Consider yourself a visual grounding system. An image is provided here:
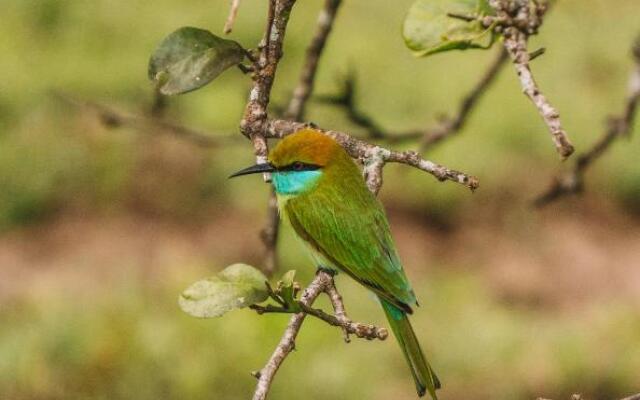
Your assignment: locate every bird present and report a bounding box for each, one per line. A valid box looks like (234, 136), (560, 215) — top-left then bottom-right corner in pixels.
(230, 128), (440, 399)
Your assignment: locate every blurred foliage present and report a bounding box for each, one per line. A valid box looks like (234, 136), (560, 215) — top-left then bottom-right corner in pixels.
(1, 0), (640, 399)
(1, 0), (639, 228)
(1, 270), (639, 400)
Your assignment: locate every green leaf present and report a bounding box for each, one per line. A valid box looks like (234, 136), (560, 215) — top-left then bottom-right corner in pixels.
(148, 26), (245, 95)
(402, 0), (496, 57)
(178, 263), (269, 318)
(278, 270), (299, 310)
(280, 270), (296, 288)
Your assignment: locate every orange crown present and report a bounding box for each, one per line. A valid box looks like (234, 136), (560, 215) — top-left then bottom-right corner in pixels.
(269, 129), (343, 168)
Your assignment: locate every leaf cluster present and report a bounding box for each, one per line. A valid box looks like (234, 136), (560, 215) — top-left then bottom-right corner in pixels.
(179, 264), (301, 319)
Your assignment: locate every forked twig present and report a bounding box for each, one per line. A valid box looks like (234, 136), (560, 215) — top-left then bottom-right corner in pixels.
(317, 47), (508, 149)
(534, 37), (640, 206)
(250, 271), (387, 400)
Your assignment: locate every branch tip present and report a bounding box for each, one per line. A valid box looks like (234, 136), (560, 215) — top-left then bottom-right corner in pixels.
(223, 0), (242, 34)
(489, 0), (574, 159)
(446, 12), (477, 22)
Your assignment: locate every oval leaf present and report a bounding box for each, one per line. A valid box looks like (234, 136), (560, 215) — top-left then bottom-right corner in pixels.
(148, 26), (245, 95)
(179, 263), (268, 318)
(403, 0), (495, 57)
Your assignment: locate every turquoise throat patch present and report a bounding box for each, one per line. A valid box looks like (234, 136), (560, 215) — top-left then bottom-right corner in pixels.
(272, 170), (322, 195)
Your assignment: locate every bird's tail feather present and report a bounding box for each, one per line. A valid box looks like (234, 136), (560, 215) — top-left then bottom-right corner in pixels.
(380, 298), (440, 399)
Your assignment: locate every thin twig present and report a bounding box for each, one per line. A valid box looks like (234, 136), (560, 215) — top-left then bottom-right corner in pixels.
(529, 47), (546, 61)
(266, 119), (479, 194)
(250, 304), (290, 313)
(297, 302), (388, 341)
(252, 270), (387, 400)
(223, 0), (241, 34)
(61, 91), (479, 197)
(502, 28), (574, 158)
(489, 0), (575, 159)
(447, 12), (476, 22)
(240, 0), (297, 177)
(250, 298), (388, 341)
(54, 92), (230, 148)
(315, 69), (388, 140)
(534, 37), (640, 206)
(150, 87), (168, 118)
(284, 0), (342, 121)
(325, 278), (350, 342)
(420, 48), (509, 150)
(252, 271), (330, 400)
(317, 0), (572, 159)
(259, 189), (280, 277)
(317, 48), (508, 149)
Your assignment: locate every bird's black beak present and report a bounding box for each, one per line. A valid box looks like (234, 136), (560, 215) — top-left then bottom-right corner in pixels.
(228, 163), (275, 178)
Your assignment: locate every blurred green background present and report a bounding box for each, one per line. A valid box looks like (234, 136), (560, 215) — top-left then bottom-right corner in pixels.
(1, 0), (640, 399)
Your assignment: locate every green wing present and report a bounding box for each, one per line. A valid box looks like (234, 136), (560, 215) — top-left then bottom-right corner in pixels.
(285, 188), (417, 312)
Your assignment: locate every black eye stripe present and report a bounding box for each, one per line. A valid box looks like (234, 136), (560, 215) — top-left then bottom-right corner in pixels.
(278, 162), (321, 172)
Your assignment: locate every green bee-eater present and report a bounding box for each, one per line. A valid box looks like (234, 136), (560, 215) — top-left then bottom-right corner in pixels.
(231, 129), (440, 398)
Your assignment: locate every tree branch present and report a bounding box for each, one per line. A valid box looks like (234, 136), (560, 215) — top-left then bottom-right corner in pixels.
(260, 0), (342, 277)
(502, 29), (574, 158)
(223, 0), (242, 34)
(259, 189), (280, 277)
(534, 36), (640, 207)
(240, 0), (296, 286)
(251, 271), (329, 400)
(240, 0), (297, 177)
(314, 69), (394, 140)
(489, 0), (575, 159)
(54, 92), (231, 148)
(316, 47), (508, 150)
(266, 119), (479, 194)
(297, 302), (389, 341)
(420, 48), (509, 150)
(284, 0), (342, 121)
(251, 294), (388, 342)
(58, 94), (479, 199)
(251, 270), (388, 400)
(323, 274), (388, 342)
(311, 1), (574, 160)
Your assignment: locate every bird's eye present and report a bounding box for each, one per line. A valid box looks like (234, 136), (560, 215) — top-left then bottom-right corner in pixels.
(293, 162), (305, 171)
